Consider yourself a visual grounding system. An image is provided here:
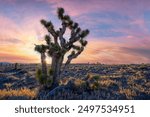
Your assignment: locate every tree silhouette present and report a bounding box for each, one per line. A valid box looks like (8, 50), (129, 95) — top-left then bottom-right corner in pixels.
(35, 8), (89, 88)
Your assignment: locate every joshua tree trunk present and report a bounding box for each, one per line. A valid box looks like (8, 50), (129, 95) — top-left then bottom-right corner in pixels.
(41, 53), (47, 79)
(51, 55), (64, 87)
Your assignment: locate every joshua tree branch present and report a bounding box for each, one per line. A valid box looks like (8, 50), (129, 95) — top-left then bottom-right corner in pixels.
(59, 23), (66, 48)
(47, 28), (58, 44)
(41, 19), (58, 44)
(62, 47), (84, 72)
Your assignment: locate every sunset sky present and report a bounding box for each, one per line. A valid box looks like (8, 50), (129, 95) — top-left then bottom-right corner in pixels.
(0, 0), (150, 64)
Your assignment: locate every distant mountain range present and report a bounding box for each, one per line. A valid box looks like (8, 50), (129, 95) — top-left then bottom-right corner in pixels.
(0, 62), (12, 65)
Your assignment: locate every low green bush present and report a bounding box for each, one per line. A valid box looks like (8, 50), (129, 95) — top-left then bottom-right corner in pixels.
(36, 68), (47, 85)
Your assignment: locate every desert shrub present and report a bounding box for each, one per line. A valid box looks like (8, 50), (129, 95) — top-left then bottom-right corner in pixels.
(86, 73), (91, 79)
(92, 75), (100, 81)
(49, 68), (53, 75)
(59, 78), (68, 85)
(74, 79), (83, 87)
(145, 82), (150, 87)
(94, 82), (100, 88)
(119, 88), (137, 99)
(46, 76), (53, 88)
(36, 68), (42, 80)
(84, 74), (101, 90)
(91, 82), (100, 90)
(36, 68), (47, 85)
(99, 79), (115, 87)
(86, 73), (100, 80)
(80, 81), (88, 89)
(39, 74), (47, 85)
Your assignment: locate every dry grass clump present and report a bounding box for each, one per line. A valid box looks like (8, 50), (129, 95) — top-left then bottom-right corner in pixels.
(4, 83), (12, 89)
(7, 75), (20, 80)
(99, 79), (115, 87)
(59, 78), (68, 85)
(145, 82), (150, 87)
(74, 79), (85, 87)
(0, 88), (37, 99)
(59, 77), (74, 85)
(87, 73), (100, 79)
(87, 73), (116, 89)
(119, 88), (137, 99)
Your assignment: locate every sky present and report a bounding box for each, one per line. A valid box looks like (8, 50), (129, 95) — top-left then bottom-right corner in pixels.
(0, 0), (150, 64)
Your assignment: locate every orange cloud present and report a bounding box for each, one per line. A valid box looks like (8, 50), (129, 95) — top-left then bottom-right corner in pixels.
(0, 15), (45, 63)
(0, 45), (40, 63)
(0, 53), (39, 63)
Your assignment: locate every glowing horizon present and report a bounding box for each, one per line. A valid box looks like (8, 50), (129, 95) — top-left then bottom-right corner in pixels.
(0, 0), (150, 64)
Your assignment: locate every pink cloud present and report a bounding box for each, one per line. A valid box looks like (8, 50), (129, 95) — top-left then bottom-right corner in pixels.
(1, 0), (150, 64)
(0, 15), (24, 46)
(1, 14), (150, 64)
(45, 0), (150, 17)
(72, 39), (150, 64)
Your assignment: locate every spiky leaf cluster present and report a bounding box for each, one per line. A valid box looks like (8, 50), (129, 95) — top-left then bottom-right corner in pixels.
(41, 20), (54, 29)
(56, 8), (89, 59)
(35, 44), (47, 53)
(45, 35), (51, 45)
(48, 43), (62, 56)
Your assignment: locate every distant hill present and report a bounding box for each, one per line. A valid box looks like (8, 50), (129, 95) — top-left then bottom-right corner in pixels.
(0, 62), (12, 65)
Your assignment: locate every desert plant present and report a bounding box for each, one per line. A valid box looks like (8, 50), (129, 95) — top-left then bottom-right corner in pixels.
(36, 68), (47, 85)
(92, 82), (100, 90)
(49, 68), (53, 76)
(46, 77), (53, 88)
(35, 8), (89, 88)
(85, 74), (100, 90)
(92, 75), (100, 81)
(86, 73), (91, 79)
(14, 63), (18, 70)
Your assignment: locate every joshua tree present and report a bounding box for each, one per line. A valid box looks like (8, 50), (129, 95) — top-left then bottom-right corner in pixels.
(35, 8), (89, 88)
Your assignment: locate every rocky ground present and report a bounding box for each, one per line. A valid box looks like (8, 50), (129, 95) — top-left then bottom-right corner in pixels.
(0, 63), (150, 100)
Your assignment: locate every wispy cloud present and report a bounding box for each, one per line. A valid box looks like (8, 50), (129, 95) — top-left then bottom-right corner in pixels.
(0, 14), (45, 63)
(0, 0), (150, 63)
(73, 38), (150, 64)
